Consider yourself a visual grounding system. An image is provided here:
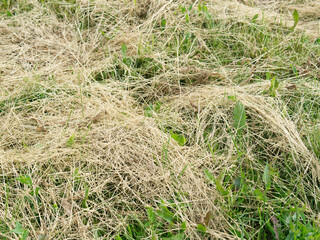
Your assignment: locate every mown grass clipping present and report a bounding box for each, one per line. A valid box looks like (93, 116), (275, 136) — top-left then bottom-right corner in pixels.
(0, 0), (320, 239)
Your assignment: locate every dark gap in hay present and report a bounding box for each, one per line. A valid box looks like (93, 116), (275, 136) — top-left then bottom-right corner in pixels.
(0, 85), (63, 115)
(135, 0), (151, 19)
(40, 0), (78, 21)
(92, 57), (163, 83)
(0, 0), (34, 14)
(283, 91), (320, 121)
(307, 127), (320, 159)
(178, 66), (227, 86)
(133, 57), (163, 79)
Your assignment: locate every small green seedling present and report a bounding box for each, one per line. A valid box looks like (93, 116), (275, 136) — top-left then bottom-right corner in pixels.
(121, 43), (127, 58)
(204, 169), (229, 196)
(204, 169), (214, 182)
(66, 134), (75, 147)
(156, 203), (177, 224)
(160, 17), (166, 28)
(215, 175), (229, 196)
(11, 222), (28, 240)
(254, 189), (264, 201)
(233, 100), (247, 136)
(30, 187), (41, 196)
(252, 14), (259, 23)
(228, 95), (237, 102)
(171, 133), (186, 146)
(263, 164), (273, 191)
(16, 175), (32, 186)
(121, 43), (132, 65)
(81, 186), (89, 208)
(6, 10), (13, 16)
(290, 64), (298, 77)
(197, 224), (207, 234)
(290, 10), (299, 31)
(264, 77), (279, 97)
(144, 102), (162, 117)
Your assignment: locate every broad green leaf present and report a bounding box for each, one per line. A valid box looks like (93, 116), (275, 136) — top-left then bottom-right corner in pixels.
(228, 95), (237, 102)
(31, 187), (41, 196)
(263, 164), (271, 190)
(16, 175), (33, 186)
(66, 134), (75, 147)
(204, 169), (214, 181)
(291, 9), (299, 30)
(161, 18), (166, 28)
(290, 64), (298, 77)
(252, 14), (259, 23)
(215, 178), (229, 196)
(81, 187), (89, 208)
(180, 221), (187, 232)
(293, 9), (299, 23)
(171, 133), (186, 146)
(197, 224), (207, 233)
(156, 205), (176, 223)
(233, 101), (247, 134)
(254, 189), (264, 201)
(11, 222), (24, 235)
(146, 207), (156, 224)
(11, 222), (28, 240)
(121, 43), (127, 58)
(163, 233), (185, 240)
(185, 14), (189, 23)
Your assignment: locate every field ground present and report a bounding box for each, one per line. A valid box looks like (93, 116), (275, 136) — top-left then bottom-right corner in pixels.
(0, 0), (320, 239)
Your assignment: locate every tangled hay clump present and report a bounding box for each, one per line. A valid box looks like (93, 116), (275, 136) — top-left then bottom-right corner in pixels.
(0, 0), (320, 239)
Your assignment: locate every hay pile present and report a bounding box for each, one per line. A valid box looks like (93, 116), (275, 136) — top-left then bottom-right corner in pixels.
(0, 0), (319, 239)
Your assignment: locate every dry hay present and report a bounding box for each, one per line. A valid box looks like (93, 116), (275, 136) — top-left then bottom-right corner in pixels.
(0, 0), (320, 239)
(0, 81), (232, 238)
(163, 83), (320, 173)
(214, 0), (320, 40)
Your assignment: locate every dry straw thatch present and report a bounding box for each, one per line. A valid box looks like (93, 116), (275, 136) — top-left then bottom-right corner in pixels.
(0, 0), (320, 239)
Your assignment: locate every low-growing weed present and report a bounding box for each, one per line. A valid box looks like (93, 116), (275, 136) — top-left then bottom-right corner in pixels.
(117, 202), (187, 240)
